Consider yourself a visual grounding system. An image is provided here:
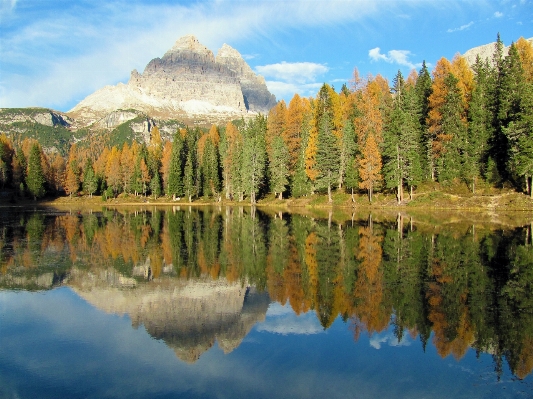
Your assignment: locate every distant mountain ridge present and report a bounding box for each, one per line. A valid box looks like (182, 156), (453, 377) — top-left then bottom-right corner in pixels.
(68, 35), (277, 127)
(462, 37), (533, 66)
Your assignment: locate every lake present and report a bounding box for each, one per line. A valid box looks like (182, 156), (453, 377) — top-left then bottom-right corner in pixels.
(0, 206), (532, 398)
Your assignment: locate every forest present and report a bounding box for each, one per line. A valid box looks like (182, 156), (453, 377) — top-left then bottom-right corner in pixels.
(0, 35), (532, 204)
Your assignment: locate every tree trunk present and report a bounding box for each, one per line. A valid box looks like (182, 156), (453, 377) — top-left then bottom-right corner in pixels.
(328, 171), (332, 203)
(351, 187), (354, 203)
(278, 192), (283, 200)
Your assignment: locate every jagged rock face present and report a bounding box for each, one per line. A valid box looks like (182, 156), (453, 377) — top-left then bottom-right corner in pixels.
(462, 37), (533, 66)
(0, 108), (71, 128)
(216, 44), (277, 113)
(98, 110), (138, 128)
(68, 35), (277, 127)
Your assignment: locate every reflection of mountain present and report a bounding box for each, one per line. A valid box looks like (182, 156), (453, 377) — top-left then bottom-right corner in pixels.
(69, 268), (270, 362)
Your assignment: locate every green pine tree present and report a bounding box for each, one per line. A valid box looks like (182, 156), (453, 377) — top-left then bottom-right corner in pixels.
(201, 137), (220, 199)
(270, 136), (290, 199)
(83, 159), (98, 197)
(167, 131), (184, 199)
(26, 143), (46, 200)
(436, 73), (467, 183)
(242, 115), (267, 204)
(315, 85), (340, 203)
(415, 60), (433, 179)
(467, 56), (493, 192)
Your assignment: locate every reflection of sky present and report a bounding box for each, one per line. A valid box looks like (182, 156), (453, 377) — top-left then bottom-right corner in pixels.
(256, 303), (324, 335)
(369, 331), (412, 350)
(1, 288), (531, 399)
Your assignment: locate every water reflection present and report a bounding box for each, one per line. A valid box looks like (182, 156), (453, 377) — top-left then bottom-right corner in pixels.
(1, 207), (533, 380)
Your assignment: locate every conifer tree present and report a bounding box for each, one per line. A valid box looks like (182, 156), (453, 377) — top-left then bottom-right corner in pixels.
(49, 153), (65, 193)
(160, 141), (173, 194)
(490, 33), (509, 179)
(500, 44), (533, 193)
(220, 122), (243, 200)
(184, 152), (195, 202)
(291, 109), (313, 198)
(150, 170), (162, 199)
(201, 136), (220, 199)
(105, 146), (122, 197)
(383, 71), (423, 200)
(315, 111), (340, 203)
(270, 136), (290, 199)
(83, 159), (98, 198)
(467, 56), (493, 192)
(26, 143), (46, 200)
(0, 135), (13, 188)
(183, 128), (199, 202)
(266, 100), (287, 159)
(242, 115), (267, 204)
(285, 94), (305, 173)
(167, 131), (184, 199)
(342, 120), (359, 201)
(64, 162), (79, 198)
(436, 73), (467, 182)
(359, 133), (381, 202)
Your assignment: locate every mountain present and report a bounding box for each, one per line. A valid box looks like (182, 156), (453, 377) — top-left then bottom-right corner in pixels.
(462, 37), (533, 66)
(68, 35), (276, 127)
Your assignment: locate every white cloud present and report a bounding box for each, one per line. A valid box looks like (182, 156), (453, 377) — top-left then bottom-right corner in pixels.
(257, 303), (324, 335)
(256, 62), (329, 85)
(368, 47), (421, 70)
(242, 53), (259, 60)
(369, 332), (412, 350)
(369, 47), (388, 62)
(447, 21), (474, 33)
(494, 11), (504, 18)
(264, 81), (323, 101)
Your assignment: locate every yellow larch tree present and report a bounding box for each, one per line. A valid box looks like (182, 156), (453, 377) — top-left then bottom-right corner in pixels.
(120, 143), (134, 194)
(285, 94), (304, 172)
(266, 100), (287, 159)
(516, 37), (533, 82)
(358, 133), (382, 202)
(105, 146), (122, 196)
(427, 57), (453, 180)
(451, 53), (474, 112)
(160, 140), (173, 194)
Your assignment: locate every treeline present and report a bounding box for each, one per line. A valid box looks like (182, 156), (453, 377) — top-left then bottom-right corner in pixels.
(1, 35), (532, 202)
(2, 208), (533, 378)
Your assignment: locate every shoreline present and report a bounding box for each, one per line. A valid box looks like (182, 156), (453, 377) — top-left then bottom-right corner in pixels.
(2, 189), (533, 212)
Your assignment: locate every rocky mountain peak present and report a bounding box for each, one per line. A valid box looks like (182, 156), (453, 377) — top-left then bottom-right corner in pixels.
(163, 34), (215, 62)
(68, 35), (278, 126)
(217, 43), (243, 60)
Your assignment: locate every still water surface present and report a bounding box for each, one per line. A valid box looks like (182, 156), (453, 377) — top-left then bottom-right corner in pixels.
(0, 207), (532, 398)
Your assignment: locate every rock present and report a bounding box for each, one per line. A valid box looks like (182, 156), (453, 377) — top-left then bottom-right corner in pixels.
(68, 35), (277, 127)
(462, 37), (533, 66)
(98, 110), (138, 128)
(216, 44), (277, 113)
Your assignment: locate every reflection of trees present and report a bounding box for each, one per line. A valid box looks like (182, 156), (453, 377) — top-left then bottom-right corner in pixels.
(351, 217), (389, 339)
(1, 209), (533, 378)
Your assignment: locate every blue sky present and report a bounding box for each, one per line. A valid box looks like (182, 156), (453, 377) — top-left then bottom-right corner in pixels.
(0, 0), (531, 112)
